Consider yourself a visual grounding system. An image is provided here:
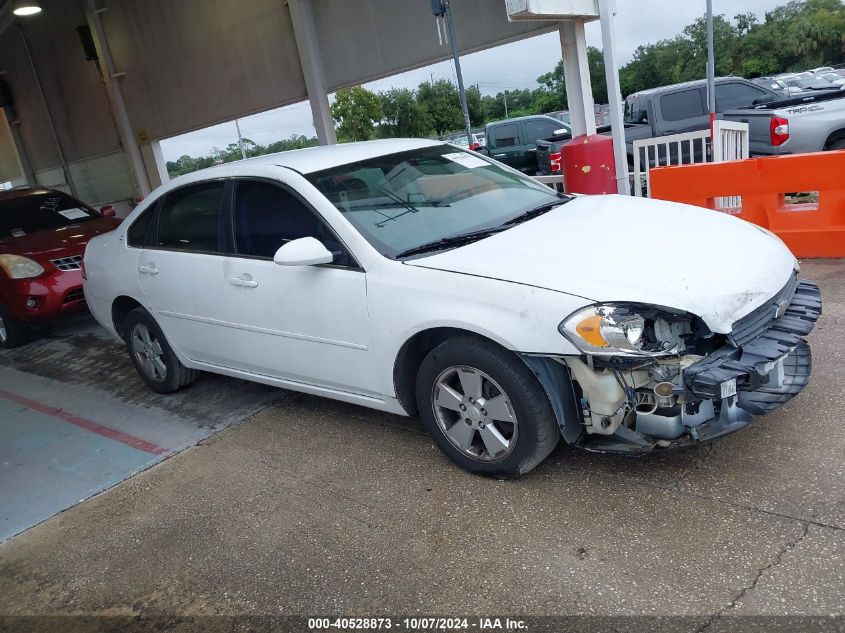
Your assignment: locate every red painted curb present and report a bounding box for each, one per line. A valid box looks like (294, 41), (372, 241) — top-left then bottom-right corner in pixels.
(0, 388), (171, 456)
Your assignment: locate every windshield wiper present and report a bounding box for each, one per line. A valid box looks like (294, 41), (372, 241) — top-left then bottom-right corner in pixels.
(500, 196), (571, 227)
(395, 226), (506, 259)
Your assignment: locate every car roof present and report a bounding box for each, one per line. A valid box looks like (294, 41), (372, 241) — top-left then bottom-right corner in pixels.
(628, 76), (743, 98)
(488, 114), (564, 125)
(0, 187), (57, 202)
(186, 138), (443, 182)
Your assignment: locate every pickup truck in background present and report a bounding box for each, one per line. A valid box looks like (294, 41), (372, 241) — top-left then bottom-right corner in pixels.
(478, 115), (570, 174)
(536, 77), (780, 175)
(723, 89), (845, 154)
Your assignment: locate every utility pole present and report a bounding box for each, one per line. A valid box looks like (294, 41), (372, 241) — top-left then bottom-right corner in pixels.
(503, 91), (509, 118)
(706, 0), (716, 140)
(442, 0), (473, 140)
(235, 119), (247, 160)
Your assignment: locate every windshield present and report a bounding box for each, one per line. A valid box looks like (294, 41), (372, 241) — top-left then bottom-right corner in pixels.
(307, 145), (564, 259)
(0, 191), (99, 240)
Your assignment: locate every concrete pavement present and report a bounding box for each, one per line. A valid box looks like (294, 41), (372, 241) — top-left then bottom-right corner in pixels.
(0, 261), (842, 627)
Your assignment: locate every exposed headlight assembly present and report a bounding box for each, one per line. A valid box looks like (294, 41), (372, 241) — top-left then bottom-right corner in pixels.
(560, 304), (689, 356)
(0, 254), (45, 279)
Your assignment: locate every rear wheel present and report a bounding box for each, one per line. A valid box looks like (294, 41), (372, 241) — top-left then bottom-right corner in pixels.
(0, 303), (30, 349)
(124, 307), (199, 394)
(415, 335), (559, 477)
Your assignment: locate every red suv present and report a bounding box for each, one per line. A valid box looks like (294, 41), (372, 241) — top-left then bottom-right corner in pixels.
(0, 187), (121, 348)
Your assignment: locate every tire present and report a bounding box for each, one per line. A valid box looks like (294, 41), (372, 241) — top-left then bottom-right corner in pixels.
(124, 307), (199, 394)
(827, 138), (845, 151)
(0, 303), (30, 349)
(415, 335), (559, 477)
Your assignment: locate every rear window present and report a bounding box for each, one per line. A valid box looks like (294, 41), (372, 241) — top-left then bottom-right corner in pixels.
(525, 119), (564, 143)
(624, 96), (648, 124)
(716, 83), (768, 110)
(0, 191), (98, 240)
(492, 123), (519, 148)
(660, 89), (706, 121)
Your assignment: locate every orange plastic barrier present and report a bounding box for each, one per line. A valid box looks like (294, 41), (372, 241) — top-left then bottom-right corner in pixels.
(649, 151), (845, 258)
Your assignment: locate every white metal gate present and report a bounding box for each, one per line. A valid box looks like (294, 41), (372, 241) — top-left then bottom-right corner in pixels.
(632, 121), (749, 199)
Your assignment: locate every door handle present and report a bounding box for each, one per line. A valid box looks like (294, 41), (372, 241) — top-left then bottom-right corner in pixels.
(138, 264), (159, 275)
(229, 275), (258, 288)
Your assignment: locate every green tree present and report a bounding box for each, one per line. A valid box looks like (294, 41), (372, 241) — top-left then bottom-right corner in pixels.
(331, 86), (382, 142)
(466, 85), (484, 127)
(416, 79), (463, 135)
(378, 88), (430, 137)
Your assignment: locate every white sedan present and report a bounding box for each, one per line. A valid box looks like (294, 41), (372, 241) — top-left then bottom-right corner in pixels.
(83, 139), (821, 476)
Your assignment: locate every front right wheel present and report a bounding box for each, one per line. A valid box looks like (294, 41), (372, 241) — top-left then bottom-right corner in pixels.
(415, 335), (559, 477)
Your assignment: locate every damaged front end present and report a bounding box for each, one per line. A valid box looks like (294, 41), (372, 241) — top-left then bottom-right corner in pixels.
(523, 275), (822, 453)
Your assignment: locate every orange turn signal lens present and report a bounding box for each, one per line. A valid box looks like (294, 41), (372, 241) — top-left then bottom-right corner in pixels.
(575, 315), (608, 348)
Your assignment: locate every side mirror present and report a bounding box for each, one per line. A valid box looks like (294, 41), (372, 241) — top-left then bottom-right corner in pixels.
(273, 236), (333, 266)
(553, 128), (568, 136)
(100, 205), (116, 217)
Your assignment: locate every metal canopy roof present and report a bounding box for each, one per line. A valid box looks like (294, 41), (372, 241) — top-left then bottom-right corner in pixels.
(0, 0), (556, 186)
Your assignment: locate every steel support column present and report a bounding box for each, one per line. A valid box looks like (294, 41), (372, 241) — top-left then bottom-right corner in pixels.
(559, 19), (596, 137)
(85, 1), (151, 198)
(288, 0), (337, 145)
(598, 0), (629, 194)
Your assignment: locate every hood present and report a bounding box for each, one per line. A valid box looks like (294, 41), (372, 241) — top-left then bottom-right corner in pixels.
(0, 217), (121, 260)
(405, 195), (796, 333)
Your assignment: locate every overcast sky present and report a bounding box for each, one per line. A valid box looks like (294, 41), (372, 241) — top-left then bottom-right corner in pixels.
(161, 0), (784, 162)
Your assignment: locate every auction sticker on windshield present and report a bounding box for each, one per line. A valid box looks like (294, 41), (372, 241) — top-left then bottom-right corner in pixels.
(58, 208), (90, 220)
(442, 152), (488, 169)
(721, 378), (738, 399)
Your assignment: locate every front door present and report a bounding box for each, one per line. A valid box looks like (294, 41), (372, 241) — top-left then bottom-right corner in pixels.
(221, 178), (377, 395)
(137, 180), (236, 366)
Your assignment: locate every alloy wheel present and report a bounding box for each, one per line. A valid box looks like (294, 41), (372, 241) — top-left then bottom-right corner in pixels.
(431, 365), (518, 462)
(131, 323), (166, 383)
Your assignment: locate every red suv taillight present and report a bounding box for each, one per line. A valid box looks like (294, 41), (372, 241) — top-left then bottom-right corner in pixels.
(549, 151), (562, 173)
(469, 142), (481, 151)
(770, 116), (789, 146)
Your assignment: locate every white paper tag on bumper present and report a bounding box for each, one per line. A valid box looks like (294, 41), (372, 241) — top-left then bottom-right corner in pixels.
(720, 378), (738, 399)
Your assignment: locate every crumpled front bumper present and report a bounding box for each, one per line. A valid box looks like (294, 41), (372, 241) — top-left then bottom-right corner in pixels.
(525, 277), (822, 454)
(684, 278), (821, 403)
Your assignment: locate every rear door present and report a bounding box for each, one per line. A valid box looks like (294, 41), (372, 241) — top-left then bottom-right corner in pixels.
(137, 180), (237, 365)
(487, 122), (525, 170)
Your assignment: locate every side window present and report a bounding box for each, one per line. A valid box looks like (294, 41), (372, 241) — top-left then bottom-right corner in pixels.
(126, 207), (154, 248)
(715, 83), (767, 111)
(233, 180), (353, 266)
(156, 182), (224, 252)
(492, 123), (519, 148)
(524, 119), (563, 143)
(660, 89), (706, 121)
